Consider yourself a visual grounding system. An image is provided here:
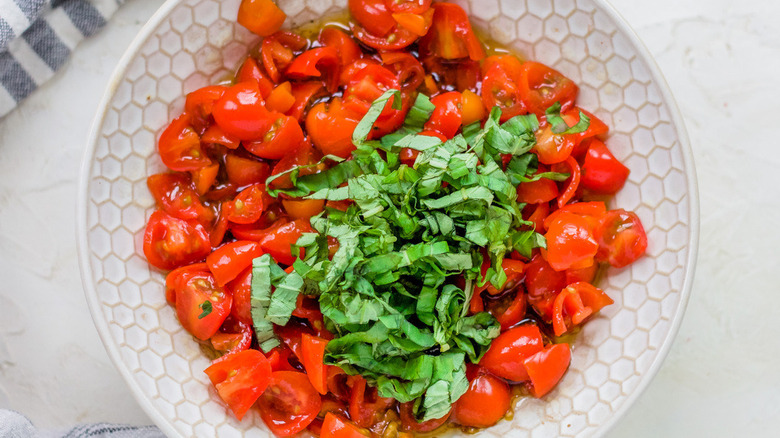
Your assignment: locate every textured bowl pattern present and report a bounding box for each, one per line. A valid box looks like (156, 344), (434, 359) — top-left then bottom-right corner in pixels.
(79, 0), (696, 437)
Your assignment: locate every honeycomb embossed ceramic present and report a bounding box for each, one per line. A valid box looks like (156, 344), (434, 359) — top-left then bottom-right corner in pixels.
(77, 0), (698, 436)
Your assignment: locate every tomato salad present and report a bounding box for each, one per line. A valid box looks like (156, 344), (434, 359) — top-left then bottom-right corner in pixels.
(142, 0), (648, 435)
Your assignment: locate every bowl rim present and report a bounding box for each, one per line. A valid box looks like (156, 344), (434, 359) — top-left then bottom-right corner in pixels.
(76, 0), (699, 437)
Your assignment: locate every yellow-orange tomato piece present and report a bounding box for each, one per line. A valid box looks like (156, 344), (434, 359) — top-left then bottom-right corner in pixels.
(461, 90), (485, 125)
(282, 199), (326, 220)
(238, 0), (286, 37)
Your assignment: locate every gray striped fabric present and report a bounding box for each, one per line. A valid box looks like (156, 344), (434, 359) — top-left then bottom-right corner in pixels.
(0, 0), (125, 118)
(0, 409), (165, 437)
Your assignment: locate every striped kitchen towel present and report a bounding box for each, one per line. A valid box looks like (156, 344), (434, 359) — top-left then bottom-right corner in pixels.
(0, 409), (165, 437)
(0, 0), (125, 118)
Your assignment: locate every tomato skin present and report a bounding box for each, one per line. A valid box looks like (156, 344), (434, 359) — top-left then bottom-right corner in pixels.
(542, 201), (607, 231)
(204, 349), (272, 420)
(237, 0), (286, 37)
(225, 153), (271, 187)
(306, 98), (362, 158)
(553, 156), (581, 208)
(480, 324), (544, 382)
(282, 199), (325, 219)
(392, 10), (434, 36)
(481, 55), (526, 121)
(534, 123), (578, 165)
(243, 114), (305, 160)
(286, 47), (341, 93)
(380, 51), (425, 91)
(227, 183), (274, 225)
(147, 173), (212, 222)
(385, 0), (432, 14)
(594, 209), (647, 268)
(581, 139), (630, 194)
(348, 376), (395, 428)
(260, 219), (314, 265)
(460, 89), (485, 125)
(352, 23), (418, 51)
(201, 124), (241, 150)
(349, 0), (396, 37)
(544, 211), (599, 272)
(319, 27), (362, 68)
(424, 91), (462, 139)
(451, 371), (511, 428)
(321, 413), (367, 438)
(569, 109), (609, 158)
(523, 343), (571, 398)
(262, 31), (308, 83)
(206, 240), (264, 286)
(184, 85), (227, 132)
(158, 114), (212, 172)
(301, 333), (329, 395)
(517, 178), (559, 204)
(257, 371), (323, 436)
(399, 402), (450, 433)
(212, 82), (274, 141)
(525, 254), (566, 320)
(174, 270), (232, 340)
(236, 56), (274, 98)
(286, 81), (325, 121)
(143, 211), (211, 270)
(226, 267), (253, 323)
(518, 61), (579, 116)
(419, 3), (484, 61)
(343, 64), (401, 115)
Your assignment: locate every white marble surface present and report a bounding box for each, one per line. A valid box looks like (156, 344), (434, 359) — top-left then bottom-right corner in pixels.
(0, 0), (777, 436)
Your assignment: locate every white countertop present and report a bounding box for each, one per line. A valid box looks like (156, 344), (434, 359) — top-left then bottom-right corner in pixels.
(1, 0), (778, 436)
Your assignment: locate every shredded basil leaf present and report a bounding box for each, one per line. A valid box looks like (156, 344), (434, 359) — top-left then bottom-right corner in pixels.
(545, 102), (591, 135)
(197, 300), (212, 319)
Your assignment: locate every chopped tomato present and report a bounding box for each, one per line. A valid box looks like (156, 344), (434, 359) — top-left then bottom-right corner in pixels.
(201, 124), (240, 149)
(210, 318), (253, 360)
(184, 85), (226, 132)
(257, 371), (322, 436)
(552, 284), (593, 336)
(525, 254), (566, 320)
(544, 211), (599, 271)
(321, 413), (368, 438)
(349, 0), (396, 37)
(424, 91), (462, 139)
(385, 0), (432, 14)
(147, 173), (212, 222)
(204, 349), (272, 420)
(262, 31), (308, 83)
(451, 370), (510, 428)
(265, 81), (296, 113)
(173, 269), (232, 340)
(301, 333), (329, 395)
(306, 98), (362, 158)
(227, 183), (273, 225)
(164, 262), (208, 305)
(243, 114), (305, 160)
(581, 139), (630, 194)
(570, 109), (609, 158)
(518, 61), (579, 116)
(392, 9), (434, 36)
(236, 56), (274, 98)
(226, 267), (253, 323)
(553, 156), (581, 208)
(206, 240), (264, 286)
(523, 343), (571, 398)
(399, 402), (450, 433)
(419, 2), (484, 61)
(158, 114), (212, 172)
(480, 324), (544, 382)
(533, 122), (578, 165)
(517, 177), (559, 204)
(348, 376), (395, 428)
(481, 55), (525, 121)
(282, 199), (325, 219)
(352, 23), (418, 51)
(259, 218), (314, 265)
(212, 81), (274, 141)
(319, 27), (362, 68)
(594, 209), (647, 268)
(143, 210), (211, 270)
(225, 153), (271, 187)
(286, 47), (341, 93)
(380, 51), (425, 91)
(461, 89), (485, 125)
(286, 81), (326, 121)
(237, 0), (286, 37)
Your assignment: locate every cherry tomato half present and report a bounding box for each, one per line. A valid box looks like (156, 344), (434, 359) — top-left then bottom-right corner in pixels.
(518, 61), (579, 117)
(212, 82), (274, 141)
(206, 240), (264, 286)
(594, 209), (647, 268)
(174, 269), (232, 340)
(158, 114), (212, 172)
(480, 324), (544, 382)
(204, 349), (272, 420)
(523, 343), (571, 398)
(257, 371), (323, 436)
(399, 401), (450, 433)
(581, 139), (630, 194)
(143, 210), (211, 270)
(451, 370), (510, 428)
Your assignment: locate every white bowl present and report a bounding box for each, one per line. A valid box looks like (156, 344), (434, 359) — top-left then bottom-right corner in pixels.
(77, 0), (699, 436)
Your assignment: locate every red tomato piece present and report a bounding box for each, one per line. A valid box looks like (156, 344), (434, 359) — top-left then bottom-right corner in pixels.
(392, 10), (434, 37)
(265, 82), (296, 113)
(321, 413), (367, 438)
(480, 324), (544, 382)
(225, 153), (271, 187)
(419, 2), (484, 61)
(267, 346), (297, 372)
(343, 63), (401, 115)
(526, 202), (550, 232)
(301, 333), (329, 395)
(143, 210), (211, 270)
(490, 290), (528, 331)
(380, 51), (425, 91)
(319, 27), (362, 68)
(236, 56), (274, 98)
(282, 199), (325, 220)
(210, 318), (253, 361)
(352, 23), (418, 51)
(227, 183), (273, 225)
(573, 281), (614, 314)
(206, 240), (264, 286)
(147, 173), (212, 222)
(451, 371), (510, 428)
(552, 284), (593, 336)
(237, 0), (286, 37)
(306, 98), (362, 158)
(581, 139), (630, 194)
(204, 349), (271, 420)
(424, 91), (462, 139)
(260, 218), (314, 265)
(164, 262), (209, 305)
(212, 82), (274, 141)
(385, 0), (432, 14)
(517, 178), (559, 204)
(569, 109), (609, 159)
(174, 269), (232, 340)
(399, 401), (450, 433)
(523, 343), (571, 398)
(158, 114), (212, 172)
(286, 81), (326, 121)
(262, 31), (308, 83)
(286, 47), (341, 93)
(565, 263), (598, 285)
(542, 201), (607, 231)
(209, 202), (231, 248)
(481, 55), (526, 121)
(518, 61), (579, 116)
(184, 85), (227, 132)
(257, 371), (322, 436)
(348, 376), (395, 428)
(525, 254), (566, 321)
(594, 209), (648, 268)
(553, 156), (581, 208)
(227, 266), (253, 324)
(201, 124), (241, 150)
(544, 211), (599, 272)
(349, 0), (396, 37)
(533, 122), (578, 165)
(243, 114), (305, 160)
